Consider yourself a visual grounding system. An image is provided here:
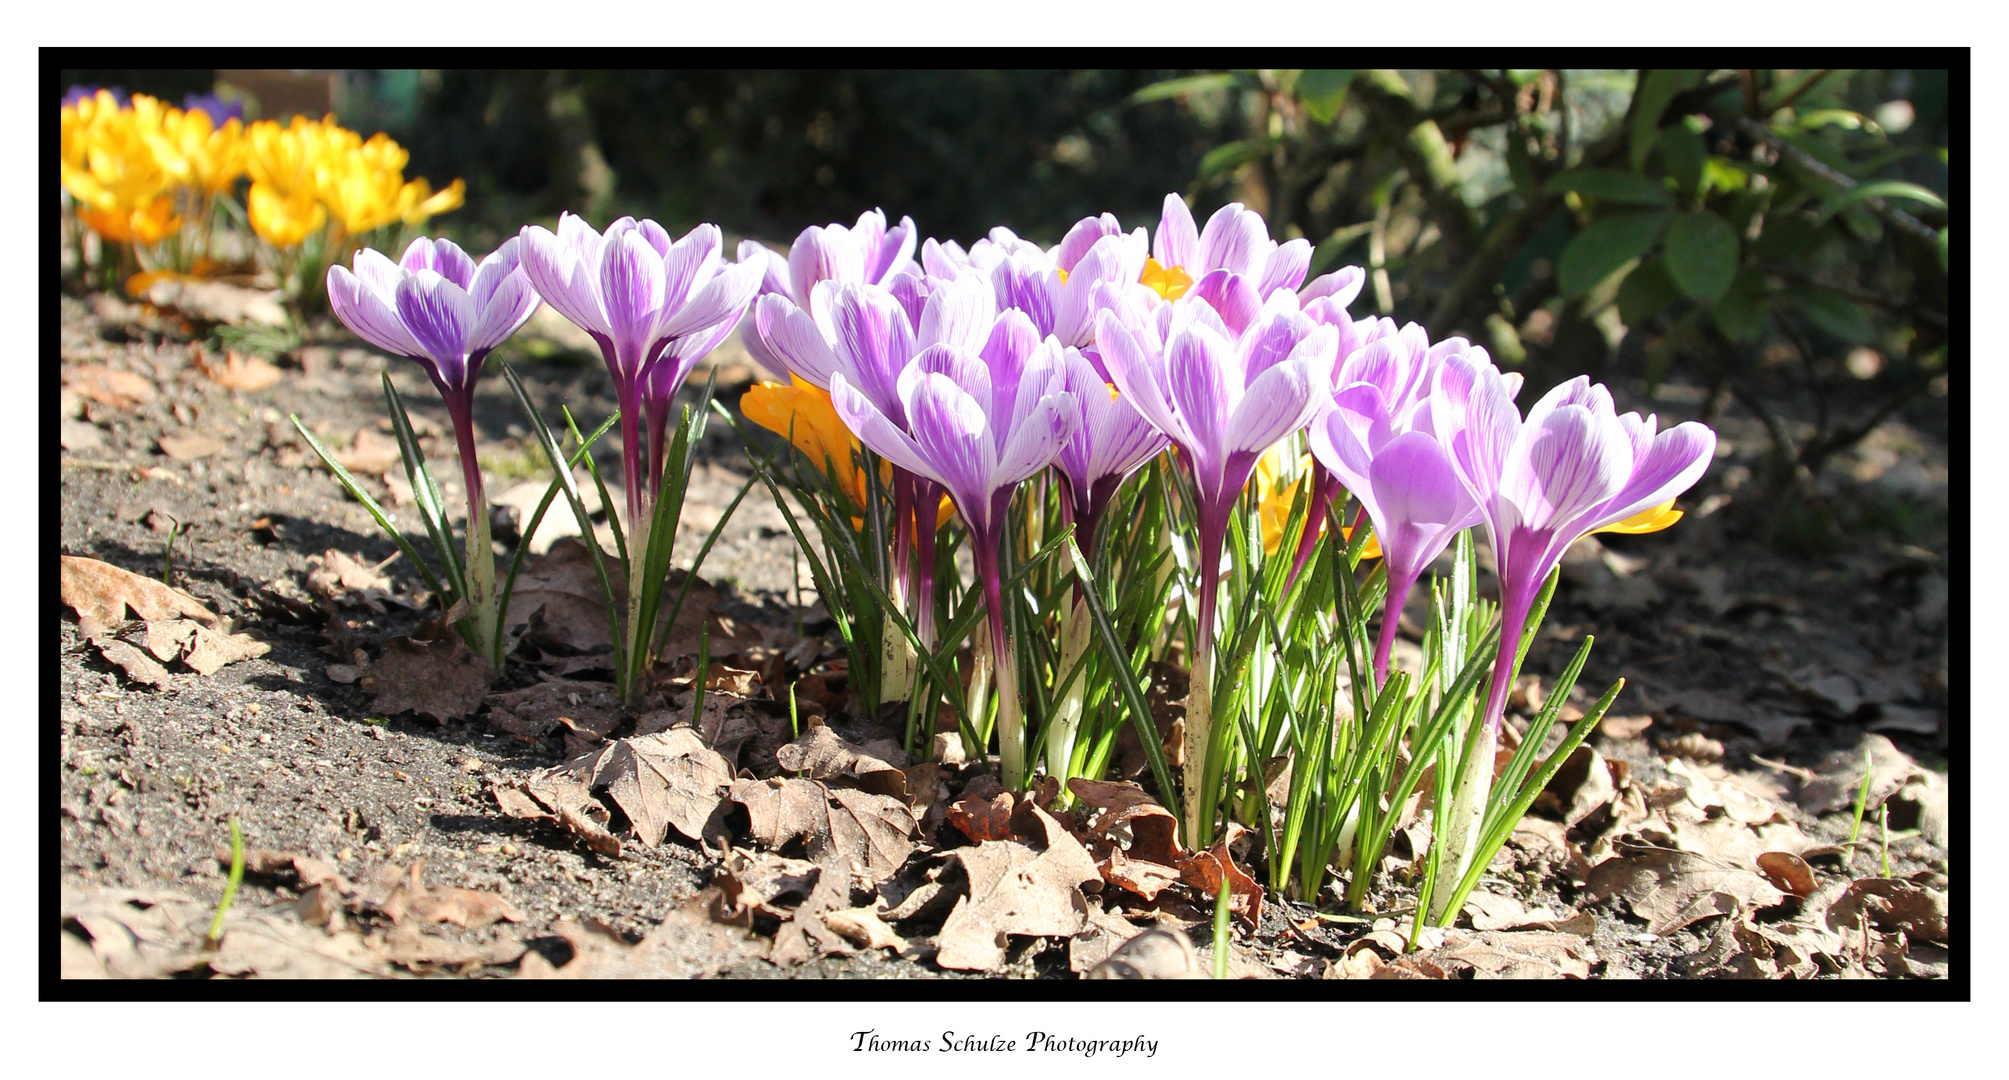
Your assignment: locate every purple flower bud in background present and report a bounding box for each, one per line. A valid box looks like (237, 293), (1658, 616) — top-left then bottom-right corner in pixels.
(181, 91), (245, 124)
(1052, 344), (1169, 553)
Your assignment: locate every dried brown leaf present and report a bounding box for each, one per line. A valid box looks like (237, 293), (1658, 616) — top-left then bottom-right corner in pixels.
(726, 777), (917, 883)
(333, 428), (402, 475)
(1388, 928), (1597, 979)
(62, 555), (217, 634)
(1796, 734), (1920, 815)
(1176, 822), (1263, 926)
(1584, 842), (1784, 935)
(1824, 878), (1948, 944)
(1068, 777), (1184, 866)
(92, 638), (173, 687)
(821, 906), (909, 953)
(933, 840), (1092, 972)
(776, 725), (908, 798)
(1755, 851), (1818, 900)
(583, 729), (734, 847)
(485, 679), (623, 747)
(66, 364), (156, 410)
(361, 635), (492, 722)
(196, 349), (284, 392)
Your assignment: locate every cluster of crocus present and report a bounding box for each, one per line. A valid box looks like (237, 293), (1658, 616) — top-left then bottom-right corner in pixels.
(60, 89), (245, 248)
(243, 114), (463, 247)
(58, 90), (462, 308)
(320, 214), (765, 692)
(743, 193), (1715, 852)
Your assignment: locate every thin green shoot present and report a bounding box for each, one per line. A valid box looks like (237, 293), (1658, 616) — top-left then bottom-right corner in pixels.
(788, 680), (801, 740)
(159, 516), (190, 586)
(1212, 875), (1231, 980)
(1846, 750), (1875, 845)
(206, 816), (245, 946)
(691, 629), (712, 732)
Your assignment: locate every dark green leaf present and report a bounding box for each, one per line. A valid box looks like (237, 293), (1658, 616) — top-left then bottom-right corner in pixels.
(1131, 72), (1241, 105)
(1542, 168), (1673, 207)
(1663, 210), (1740, 305)
(1788, 286), (1877, 344)
(1629, 69), (1703, 170)
(1751, 214), (1833, 264)
(1557, 211), (1672, 299)
(1199, 138), (1276, 179)
(1295, 69), (1355, 124)
(1658, 118), (1706, 195)
(1616, 258), (1681, 327)
(1710, 266), (1770, 344)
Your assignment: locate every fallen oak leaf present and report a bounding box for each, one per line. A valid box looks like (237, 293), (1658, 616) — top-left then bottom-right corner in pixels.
(1068, 777), (1184, 866)
(726, 777), (918, 883)
(61, 555), (217, 636)
(585, 730), (734, 848)
(775, 725), (909, 798)
(932, 840), (1092, 973)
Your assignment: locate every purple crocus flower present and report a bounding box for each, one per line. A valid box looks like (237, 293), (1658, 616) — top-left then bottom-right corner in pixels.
(326, 236), (541, 664)
(989, 232), (1148, 353)
(1052, 344), (1168, 553)
(328, 237), (540, 498)
(1154, 194), (1313, 299)
(738, 208), (918, 379)
(182, 91), (244, 124)
(1439, 364), (1717, 736)
(830, 314), (1080, 788)
(1308, 331), (1511, 685)
(1095, 287), (1335, 838)
(517, 213), (763, 529)
(754, 274), (998, 645)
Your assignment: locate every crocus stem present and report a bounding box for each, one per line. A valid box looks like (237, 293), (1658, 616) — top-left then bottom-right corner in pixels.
(1430, 572), (1538, 922)
(1284, 465), (1338, 593)
(880, 475), (919, 706)
(1046, 594), (1091, 802)
(1185, 511), (1228, 849)
(1373, 566), (1422, 688)
(911, 481), (939, 649)
(449, 404), (498, 667)
(623, 496), (653, 703)
(973, 535), (1024, 789)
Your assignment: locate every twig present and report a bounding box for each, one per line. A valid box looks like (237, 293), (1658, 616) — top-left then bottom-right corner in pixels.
(1734, 115), (1941, 246)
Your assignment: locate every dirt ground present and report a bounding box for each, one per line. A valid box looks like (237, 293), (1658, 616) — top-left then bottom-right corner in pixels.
(54, 284), (1952, 982)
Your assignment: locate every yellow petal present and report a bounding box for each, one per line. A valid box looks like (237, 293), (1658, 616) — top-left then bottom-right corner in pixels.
(1595, 500), (1683, 535)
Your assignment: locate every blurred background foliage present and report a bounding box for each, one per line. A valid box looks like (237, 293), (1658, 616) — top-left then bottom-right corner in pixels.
(62, 67), (1952, 548)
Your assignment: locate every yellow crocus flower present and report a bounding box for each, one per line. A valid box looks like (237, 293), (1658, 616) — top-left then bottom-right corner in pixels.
(744, 377), (952, 529)
(398, 177), (465, 226)
(142, 106), (246, 193)
(1252, 443), (1381, 561)
(247, 181), (327, 248)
